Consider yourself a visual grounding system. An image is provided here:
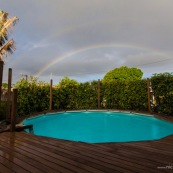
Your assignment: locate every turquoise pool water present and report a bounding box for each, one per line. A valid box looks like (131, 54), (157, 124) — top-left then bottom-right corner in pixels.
(23, 111), (173, 143)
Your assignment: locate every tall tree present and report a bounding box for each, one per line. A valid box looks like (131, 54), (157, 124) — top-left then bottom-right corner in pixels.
(103, 66), (143, 82)
(0, 10), (18, 101)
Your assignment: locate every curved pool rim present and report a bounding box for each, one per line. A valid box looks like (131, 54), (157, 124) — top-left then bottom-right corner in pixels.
(22, 110), (173, 143)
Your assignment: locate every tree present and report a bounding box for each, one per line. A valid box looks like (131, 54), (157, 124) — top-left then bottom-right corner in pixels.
(0, 10), (18, 102)
(103, 66), (143, 82)
(0, 10), (18, 60)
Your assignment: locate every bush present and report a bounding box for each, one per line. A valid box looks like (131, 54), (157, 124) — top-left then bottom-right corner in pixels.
(151, 73), (173, 115)
(102, 80), (148, 110)
(15, 74), (173, 117)
(76, 81), (98, 109)
(15, 77), (49, 116)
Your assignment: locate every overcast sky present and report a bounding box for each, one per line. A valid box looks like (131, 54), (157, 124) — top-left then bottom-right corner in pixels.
(1, 0), (173, 84)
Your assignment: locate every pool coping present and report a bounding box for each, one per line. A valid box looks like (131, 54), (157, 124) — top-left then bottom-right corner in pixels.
(20, 109), (173, 124)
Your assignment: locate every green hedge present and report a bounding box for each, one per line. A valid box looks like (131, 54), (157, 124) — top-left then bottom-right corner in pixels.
(76, 81), (98, 109)
(103, 80), (148, 110)
(151, 73), (173, 115)
(15, 77), (149, 116)
(15, 78), (50, 115)
(52, 81), (98, 110)
(5, 73), (173, 117)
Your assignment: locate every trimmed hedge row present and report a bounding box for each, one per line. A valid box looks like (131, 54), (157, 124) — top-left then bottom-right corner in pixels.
(151, 73), (173, 115)
(52, 81), (99, 110)
(15, 78), (50, 116)
(15, 77), (148, 116)
(103, 80), (148, 110)
(11, 73), (173, 116)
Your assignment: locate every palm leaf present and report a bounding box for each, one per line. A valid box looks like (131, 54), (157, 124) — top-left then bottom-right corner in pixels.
(0, 39), (15, 60)
(0, 11), (8, 24)
(0, 16), (18, 33)
(0, 16), (18, 46)
(0, 11), (18, 46)
(0, 10), (18, 60)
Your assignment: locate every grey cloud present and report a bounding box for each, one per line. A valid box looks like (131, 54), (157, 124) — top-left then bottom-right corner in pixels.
(1, 0), (173, 84)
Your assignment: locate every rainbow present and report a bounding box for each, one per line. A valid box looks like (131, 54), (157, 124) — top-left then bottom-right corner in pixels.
(35, 42), (173, 77)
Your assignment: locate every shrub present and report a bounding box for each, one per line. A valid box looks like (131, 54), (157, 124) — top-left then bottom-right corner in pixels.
(102, 80), (148, 110)
(151, 73), (173, 115)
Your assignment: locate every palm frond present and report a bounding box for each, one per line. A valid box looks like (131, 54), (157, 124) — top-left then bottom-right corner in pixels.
(0, 39), (15, 60)
(0, 11), (8, 24)
(0, 10), (18, 61)
(0, 11), (8, 46)
(0, 10), (18, 46)
(0, 16), (18, 44)
(1, 16), (18, 32)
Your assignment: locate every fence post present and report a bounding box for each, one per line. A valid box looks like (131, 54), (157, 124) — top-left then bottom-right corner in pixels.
(147, 78), (151, 112)
(10, 89), (18, 132)
(0, 60), (4, 103)
(6, 68), (12, 122)
(98, 79), (101, 109)
(49, 79), (53, 111)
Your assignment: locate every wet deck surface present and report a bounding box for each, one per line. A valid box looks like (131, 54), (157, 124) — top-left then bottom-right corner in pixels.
(0, 131), (173, 173)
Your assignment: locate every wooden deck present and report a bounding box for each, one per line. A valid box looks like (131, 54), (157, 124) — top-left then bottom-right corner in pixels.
(0, 132), (173, 173)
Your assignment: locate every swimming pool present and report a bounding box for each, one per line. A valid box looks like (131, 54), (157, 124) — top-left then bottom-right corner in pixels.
(23, 111), (173, 143)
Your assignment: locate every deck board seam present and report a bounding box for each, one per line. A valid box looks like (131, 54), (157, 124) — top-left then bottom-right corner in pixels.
(1, 133), (163, 173)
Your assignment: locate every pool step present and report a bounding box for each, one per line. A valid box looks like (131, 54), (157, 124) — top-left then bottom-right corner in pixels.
(15, 124), (33, 133)
(0, 124), (33, 133)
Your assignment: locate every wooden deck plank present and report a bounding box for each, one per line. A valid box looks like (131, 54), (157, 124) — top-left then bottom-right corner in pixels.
(16, 134), (160, 173)
(12, 132), (172, 173)
(0, 142), (66, 173)
(98, 144), (172, 167)
(0, 149), (42, 173)
(0, 143), (58, 173)
(0, 163), (15, 173)
(0, 134), (125, 173)
(0, 155), (29, 173)
(0, 132), (173, 173)
(15, 132), (169, 172)
(95, 141), (173, 165)
(0, 140), (97, 173)
(0, 137), (78, 173)
(6, 132), (153, 173)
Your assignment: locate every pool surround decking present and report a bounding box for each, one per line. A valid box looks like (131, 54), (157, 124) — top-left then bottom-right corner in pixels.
(0, 131), (173, 173)
(0, 111), (173, 172)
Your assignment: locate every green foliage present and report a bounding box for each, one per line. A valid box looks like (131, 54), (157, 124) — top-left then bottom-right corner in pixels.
(53, 78), (99, 110)
(15, 76), (50, 116)
(151, 73), (173, 115)
(53, 77), (79, 109)
(76, 81), (98, 109)
(2, 82), (8, 88)
(15, 75), (150, 116)
(103, 66), (143, 82)
(103, 80), (148, 110)
(15, 73), (173, 116)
